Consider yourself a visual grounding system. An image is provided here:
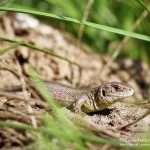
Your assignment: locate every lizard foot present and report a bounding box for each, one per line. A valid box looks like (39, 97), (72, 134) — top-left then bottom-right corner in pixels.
(73, 107), (86, 117)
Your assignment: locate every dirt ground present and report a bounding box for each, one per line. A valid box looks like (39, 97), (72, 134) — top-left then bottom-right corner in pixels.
(0, 13), (150, 149)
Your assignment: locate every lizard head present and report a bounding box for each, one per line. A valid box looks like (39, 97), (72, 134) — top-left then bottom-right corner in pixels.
(99, 82), (134, 103)
(81, 82), (134, 113)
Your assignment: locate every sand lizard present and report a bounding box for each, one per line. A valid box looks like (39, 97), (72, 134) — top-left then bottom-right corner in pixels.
(0, 81), (134, 114)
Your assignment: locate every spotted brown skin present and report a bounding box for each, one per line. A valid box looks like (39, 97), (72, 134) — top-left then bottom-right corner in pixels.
(0, 81), (134, 114)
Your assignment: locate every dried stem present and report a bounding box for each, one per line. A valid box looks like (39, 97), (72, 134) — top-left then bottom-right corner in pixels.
(100, 5), (149, 77)
(77, 0), (94, 46)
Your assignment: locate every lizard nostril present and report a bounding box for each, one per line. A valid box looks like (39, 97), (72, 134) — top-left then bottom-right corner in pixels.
(128, 88), (134, 94)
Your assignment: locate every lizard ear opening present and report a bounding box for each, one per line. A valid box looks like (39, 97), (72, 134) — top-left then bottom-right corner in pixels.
(102, 89), (106, 97)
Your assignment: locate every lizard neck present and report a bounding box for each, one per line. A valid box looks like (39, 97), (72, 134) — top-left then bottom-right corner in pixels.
(81, 86), (116, 113)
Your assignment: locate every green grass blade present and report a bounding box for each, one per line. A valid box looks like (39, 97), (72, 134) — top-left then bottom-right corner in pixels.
(0, 7), (150, 42)
(0, 37), (79, 66)
(0, 121), (126, 148)
(27, 66), (86, 150)
(0, 43), (20, 54)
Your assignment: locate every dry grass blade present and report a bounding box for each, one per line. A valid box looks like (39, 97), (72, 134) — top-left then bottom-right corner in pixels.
(0, 57), (38, 127)
(77, 0), (94, 46)
(0, 91), (48, 107)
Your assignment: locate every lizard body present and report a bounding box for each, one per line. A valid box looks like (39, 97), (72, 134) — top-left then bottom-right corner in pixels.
(0, 81), (134, 113)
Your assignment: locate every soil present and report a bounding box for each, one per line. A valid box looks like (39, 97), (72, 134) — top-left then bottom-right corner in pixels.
(0, 12), (150, 149)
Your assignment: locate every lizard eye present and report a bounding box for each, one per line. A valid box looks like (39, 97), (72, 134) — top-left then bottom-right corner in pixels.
(114, 86), (119, 90)
(102, 89), (106, 97)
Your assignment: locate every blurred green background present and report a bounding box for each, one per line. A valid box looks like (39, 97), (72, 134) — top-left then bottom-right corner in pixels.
(1, 0), (150, 62)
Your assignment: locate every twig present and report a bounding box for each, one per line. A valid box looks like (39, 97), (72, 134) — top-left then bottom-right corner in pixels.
(0, 58), (40, 127)
(0, 103), (30, 118)
(15, 58), (38, 128)
(118, 110), (150, 130)
(0, 91), (48, 108)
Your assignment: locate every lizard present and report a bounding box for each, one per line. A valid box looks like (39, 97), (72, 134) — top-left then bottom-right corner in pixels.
(0, 81), (134, 114)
